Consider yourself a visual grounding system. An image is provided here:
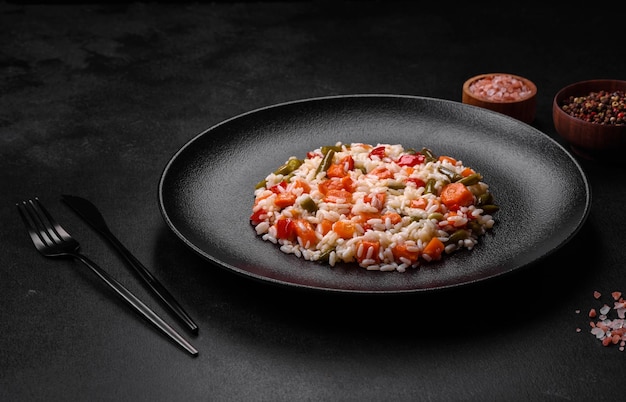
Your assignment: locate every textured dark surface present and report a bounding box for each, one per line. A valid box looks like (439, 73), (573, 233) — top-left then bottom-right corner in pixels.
(2, 2), (626, 401)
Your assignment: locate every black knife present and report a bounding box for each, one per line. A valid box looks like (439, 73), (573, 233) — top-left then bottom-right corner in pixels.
(61, 194), (199, 334)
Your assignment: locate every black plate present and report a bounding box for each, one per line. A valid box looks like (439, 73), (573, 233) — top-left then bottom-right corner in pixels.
(158, 95), (591, 294)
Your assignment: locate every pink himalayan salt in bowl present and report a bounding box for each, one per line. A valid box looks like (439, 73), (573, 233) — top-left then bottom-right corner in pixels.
(469, 74), (533, 101)
(462, 73), (537, 124)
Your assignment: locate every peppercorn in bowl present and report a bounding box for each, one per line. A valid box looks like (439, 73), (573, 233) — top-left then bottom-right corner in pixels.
(553, 79), (626, 159)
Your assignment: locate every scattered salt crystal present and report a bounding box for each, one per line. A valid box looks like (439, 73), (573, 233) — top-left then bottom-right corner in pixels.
(582, 290), (626, 351)
(591, 327), (605, 338)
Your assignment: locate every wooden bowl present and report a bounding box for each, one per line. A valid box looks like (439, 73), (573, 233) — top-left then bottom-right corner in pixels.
(553, 79), (626, 159)
(462, 73), (537, 124)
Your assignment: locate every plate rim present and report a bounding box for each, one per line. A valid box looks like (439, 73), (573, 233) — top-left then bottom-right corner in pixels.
(158, 93), (592, 294)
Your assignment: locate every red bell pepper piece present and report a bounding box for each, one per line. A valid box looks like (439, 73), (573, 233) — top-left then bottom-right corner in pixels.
(396, 154), (425, 167)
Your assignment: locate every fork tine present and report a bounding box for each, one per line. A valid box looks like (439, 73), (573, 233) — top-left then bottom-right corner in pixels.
(26, 198), (62, 246)
(31, 197), (74, 242)
(17, 200), (50, 250)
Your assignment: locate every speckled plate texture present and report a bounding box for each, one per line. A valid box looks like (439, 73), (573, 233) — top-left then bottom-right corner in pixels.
(158, 95), (591, 294)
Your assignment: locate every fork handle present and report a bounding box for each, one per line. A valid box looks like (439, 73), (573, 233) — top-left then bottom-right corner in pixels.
(71, 252), (198, 357)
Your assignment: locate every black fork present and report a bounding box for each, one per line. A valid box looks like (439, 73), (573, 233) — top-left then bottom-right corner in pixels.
(17, 197), (198, 357)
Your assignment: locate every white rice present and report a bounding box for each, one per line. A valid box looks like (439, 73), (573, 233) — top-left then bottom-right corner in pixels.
(250, 142), (498, 272)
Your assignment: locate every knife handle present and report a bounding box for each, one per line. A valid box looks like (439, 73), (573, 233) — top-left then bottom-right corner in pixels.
(105, 231), (199, 334)
(74, 252), (198, 356)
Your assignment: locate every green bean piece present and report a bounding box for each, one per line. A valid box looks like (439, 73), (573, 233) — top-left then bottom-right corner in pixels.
(405, 148), (417, 155)
(481, 204), (500, 214)
(477, 192), (494, 206)
(315, 149), (335, 175)
(255, 179), (267, 189)
(418, 148), (437, 163)
(387, 181), (406, 190)
(300, 196), (318, 213)
(321, 145), (342, 154)
(438, 166), (462, 182)
(424, 178), (437, 194)
(273, 162), (290, 176)
(447, 229), (469, 244)
(467, 220), (482, 232)
(274, 158), (303, 176)
(427, 212), (444, 221)
(458, 173), (483, 186)
(317, 249), (333, 262)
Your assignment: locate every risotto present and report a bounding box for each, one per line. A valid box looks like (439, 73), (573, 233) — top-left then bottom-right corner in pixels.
(250, 143), (498, 272)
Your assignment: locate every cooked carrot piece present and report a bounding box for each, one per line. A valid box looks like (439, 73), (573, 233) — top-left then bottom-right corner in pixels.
(357, 240), (380, 263)
(410, 198), (441, 212)
(422, 237), (444, 260)
(326, 163), (346, 178)
(410, 198), (427, 209)
(461, 167), (475, 177)
(294, 219), (318, 248)
(318, 176), (354, 195)
(382, 212), (402, 225)
(392, 243), (418, 264)
(352, 212), (380, 231)
(438, 155), (457, 165)
(364, 192), (386, 210)
(326, 155), (354, 178)
(292, 179), (311, 193)
(324, 189), (353, 203)
(317, 180), (332, 195)
(440, 182), (474, 210)
(369, 166), (394, 179)
(340, 175), (354, 191)
(274, 193), (297, 208)
(319, 219), (334, 235)
(332, 220), (357, 239)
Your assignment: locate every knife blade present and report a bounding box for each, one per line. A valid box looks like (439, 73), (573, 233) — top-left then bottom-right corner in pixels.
(61, 194), (199, 334)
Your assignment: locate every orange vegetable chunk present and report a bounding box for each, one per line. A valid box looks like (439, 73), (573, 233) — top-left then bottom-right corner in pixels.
(332, 220), (357, 239)
(293, 219), (318, 248)
(357, 240), (380, 264)
(422, 237), (444, 260)
(440, 182), (474, 211)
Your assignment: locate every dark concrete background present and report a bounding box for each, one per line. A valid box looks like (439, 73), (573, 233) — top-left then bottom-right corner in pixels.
(2, 2), (625, 400)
